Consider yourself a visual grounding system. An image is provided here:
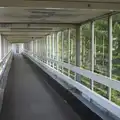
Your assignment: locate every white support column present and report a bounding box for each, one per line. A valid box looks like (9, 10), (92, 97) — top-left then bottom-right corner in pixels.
(39, 40), (41, 60)
(36, 40), (38, 57)
(0, 35), (2, 60)
(76, 26), (80, 81)
(33, 41), (35, 55)
(108, 15), (112, 100)
(61, 31), (64, 73)
(53, 34), (55, 68)
(49, 35), (51, 66)
(41, 40), (43, 62)
(46, 36), (48, 64)
(68, 29), (71, 77)
(31, 41), (33, 55)
(80, 26), (82, 69)
(91, 21), (94, 91)
(2, 38), (4, 57)
(94, 36), (96, 66)
(42, 39), (44, 62)
(5, 40), (8, 54)
(44, 38), (46, 63)
(56, 33), (59, 70)
(47, 36), (50, 65)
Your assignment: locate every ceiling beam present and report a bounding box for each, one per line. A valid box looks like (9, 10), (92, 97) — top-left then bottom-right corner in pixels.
(0, 1), (119, 10)
(0, 23), (75, 28)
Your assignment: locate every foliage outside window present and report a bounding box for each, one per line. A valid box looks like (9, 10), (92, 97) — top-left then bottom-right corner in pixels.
(80, 23), (91, 88)
(58, 32), (62, 72)
(112, 14), (120, 105)
(70, 28), (76, 80)
(94, 19), (109, 98)
(63, 29), (69, 75)
(53, 33), (57, 69)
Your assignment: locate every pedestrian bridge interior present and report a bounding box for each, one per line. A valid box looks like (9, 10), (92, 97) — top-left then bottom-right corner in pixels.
(0, 1), (120, 120)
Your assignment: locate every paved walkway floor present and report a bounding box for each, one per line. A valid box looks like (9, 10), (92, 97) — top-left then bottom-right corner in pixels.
(0, 55), (81, 120)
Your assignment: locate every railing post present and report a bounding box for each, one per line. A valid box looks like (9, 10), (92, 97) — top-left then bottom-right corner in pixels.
(108, 15), (112, 100)
(76, 26), (80, 81)
(91, 21), (94, 90)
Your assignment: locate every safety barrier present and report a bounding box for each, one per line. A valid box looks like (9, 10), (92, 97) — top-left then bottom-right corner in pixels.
(23, 49), (120, 120)
(0, 50), (13, 111)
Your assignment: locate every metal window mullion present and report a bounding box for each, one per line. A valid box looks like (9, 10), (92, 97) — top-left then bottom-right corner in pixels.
(43, 38), (46, 62)
(91, 21), (94, 91)
(37, 40), (38, 56)
(0, 35), (2, 60)
(56, 33), (59, 70)
(40, 40), (42, 61)
(42, 40), (43, 62)
(53, 34), (55, 68)
(3, 38), (6, 57)
(42, 40), (43, 61)
(44, 38), (46, 63)
(68, 29), (71, 77)
(6, 40), (8, 54)
(108, 15), (112, 100)
(61, 31), (64, 73)
(33, 41), (35, 56)
(48, 36), (50, 65)
(36, 40), (37, 58)
(46, 36), (48, 64)
(76, 26), (80, 81)
(42, 39), (44, 62)
(49, 35), (51, 66)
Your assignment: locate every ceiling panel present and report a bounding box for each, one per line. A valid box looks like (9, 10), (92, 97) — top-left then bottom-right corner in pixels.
(0, 6), (116, 43)
(0, 8), (110, 23)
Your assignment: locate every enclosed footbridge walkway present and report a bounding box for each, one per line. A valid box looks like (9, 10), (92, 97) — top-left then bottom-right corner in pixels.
(0, 1), (120, 120)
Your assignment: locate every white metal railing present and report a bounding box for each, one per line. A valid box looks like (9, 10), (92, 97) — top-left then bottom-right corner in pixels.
(0, 49), (13, 111)
(23, 50), (120, 119)
(0, 50), (12, 79)
(24, 49), (120, 92)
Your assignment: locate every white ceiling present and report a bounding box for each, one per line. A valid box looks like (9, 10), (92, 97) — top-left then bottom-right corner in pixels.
(0, 8), (110, 23)
(0, 6), (117, 43)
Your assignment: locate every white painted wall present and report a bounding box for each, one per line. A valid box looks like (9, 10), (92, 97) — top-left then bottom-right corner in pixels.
(12, 43), (23, 54)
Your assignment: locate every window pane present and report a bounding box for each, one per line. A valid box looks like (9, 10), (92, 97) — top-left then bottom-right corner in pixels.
(80, 23), (91, 87)
(94, 18), (109, 98)
(112, 14), (120, 106)
(70, 28), (76, 80)
(63, 29), (69, 75)
(58, 32), (62, 72)
(81, 23), (91, 70)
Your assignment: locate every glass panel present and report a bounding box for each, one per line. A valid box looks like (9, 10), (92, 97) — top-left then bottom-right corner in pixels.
(70, 28), (76, 80)
(63, 29), (69, 75)
(80, 23), (91, 87)
(81, 75), (91, 88)
(81, 23), (91, 70)
(94, 18), (109, 97)
(58, 32), (62, 72)
(54, 33), (57, 69)
(63, 29), (69, 63)
(112, 14), (120, 106)
(70, 29), (76, 65)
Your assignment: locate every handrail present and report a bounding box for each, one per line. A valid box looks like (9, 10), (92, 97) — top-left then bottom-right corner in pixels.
(0, 50), (12, 67)
(23, 50), (120, 119)
(23, 49), (120, 92)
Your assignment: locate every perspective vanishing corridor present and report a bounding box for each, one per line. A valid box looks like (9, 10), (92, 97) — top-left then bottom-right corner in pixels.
(0, 1), (120, 120)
